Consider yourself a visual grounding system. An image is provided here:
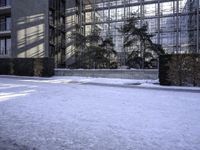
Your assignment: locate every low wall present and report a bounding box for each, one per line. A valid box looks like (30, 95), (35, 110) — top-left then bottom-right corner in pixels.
(55, 69), (158, 80)
(0, 58), (55, 77)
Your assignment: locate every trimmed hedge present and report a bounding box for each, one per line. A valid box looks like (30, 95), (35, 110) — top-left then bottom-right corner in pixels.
(0, 58), (55, 77)
(159, 54), (200, 86)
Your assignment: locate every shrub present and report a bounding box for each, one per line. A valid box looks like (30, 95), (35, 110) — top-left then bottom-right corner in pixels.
(159, 54), (200, 86)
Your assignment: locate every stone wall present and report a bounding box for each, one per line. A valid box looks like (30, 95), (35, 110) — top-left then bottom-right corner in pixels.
(0, 58), (54, 77)
(55, 69), (158, 80)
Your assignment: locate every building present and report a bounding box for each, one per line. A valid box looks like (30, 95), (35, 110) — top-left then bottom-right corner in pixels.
(0, 0), (66, 67)
(0, 0), (199, 67)
(65, 0), (200, 66)
(0, 0), (11, 57)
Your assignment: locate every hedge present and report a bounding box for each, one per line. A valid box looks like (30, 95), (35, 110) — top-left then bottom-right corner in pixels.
(0, 58), (55, 77)
(159, 54), (200, 86)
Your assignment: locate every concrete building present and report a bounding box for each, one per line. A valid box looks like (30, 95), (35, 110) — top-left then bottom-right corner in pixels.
(0, 0), (11, 57)
(0, 0), (66, 67)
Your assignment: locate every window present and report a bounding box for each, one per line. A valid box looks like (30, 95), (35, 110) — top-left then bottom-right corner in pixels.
(49, 10), (55, 26)
(0, 0), (5, 7)
(0, 16), (11, 31)
(6, 0), (11, 6)
(0, 39), (5, 55)
(49, 45), (55, 57)
(0, 37), (11, 55)
(6, 38), (11, 52)
(49, 27), (55, 44)
(6, 17), (11, 30)
(49, 0), (55, 9)
(0, 0), (11, 7)
(60, 0), (65, 13)
(0, 17), (5, 31)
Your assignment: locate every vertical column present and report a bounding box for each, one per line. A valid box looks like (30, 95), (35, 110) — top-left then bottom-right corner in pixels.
(140, 0), (143, 27)
(128, 0), (131, 18)
(157, 0), (160, 45)
(124, 0), (126, 21)
(103, 0), (105, 22)
(197, 0), (199, 53)
(122, 0), (127, 66)
(92, 0), (96, 31)
(176, 0), (179, 53)
(79, 0), (82, 33)
(108, 0), (111, 34)
(82, 0), (85, 35)
(140, 0), (144, 68)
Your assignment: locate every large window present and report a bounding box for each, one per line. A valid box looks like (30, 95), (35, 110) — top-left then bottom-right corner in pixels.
(0, 16), (11, 31)
(0, 37), (11, 55)
(49, 0), (55, 9)
(49, 0), (66, 61)
(49, 27), (55, 44)
(6, 17), (11, 30)
(49, 10), (55, 26)
(60, 0), (65, 13)
(0, 0), (11, 7)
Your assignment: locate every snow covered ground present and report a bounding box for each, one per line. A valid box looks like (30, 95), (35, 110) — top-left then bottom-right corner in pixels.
(0, 76), (200, 150)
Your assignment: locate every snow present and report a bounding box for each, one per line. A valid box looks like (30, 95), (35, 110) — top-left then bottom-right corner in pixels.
(22, 76), (157, 85)
(0, 76), (200, 150)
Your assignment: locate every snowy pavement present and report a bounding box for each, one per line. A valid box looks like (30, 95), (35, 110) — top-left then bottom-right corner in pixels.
(0, 76), (200, 150)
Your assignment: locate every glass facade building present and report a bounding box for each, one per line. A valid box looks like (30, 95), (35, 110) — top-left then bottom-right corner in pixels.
(0, 0), (199, 67)
(66, 0), (200, 66)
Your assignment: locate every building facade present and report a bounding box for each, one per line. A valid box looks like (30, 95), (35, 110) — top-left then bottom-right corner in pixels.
(0, 0), (199, 67)
(0, 0), (11, 57)
(65, 0), (200, 66)
(0, 0), (66, 67)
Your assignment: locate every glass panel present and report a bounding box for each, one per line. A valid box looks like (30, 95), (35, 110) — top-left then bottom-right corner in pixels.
(0, 39), (5, 55)
(0, 17), (5, 31)
(6, 38), (11, 54)
(6, 0), (11, 6)
(0, 0), (6, 7)
(6, 17), (11, 30)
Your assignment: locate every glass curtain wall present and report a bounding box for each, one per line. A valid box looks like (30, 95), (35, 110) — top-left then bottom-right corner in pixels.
(49, 0), (66, 67)
(65, 0), (200, 66)
(82, 0), (199, 53)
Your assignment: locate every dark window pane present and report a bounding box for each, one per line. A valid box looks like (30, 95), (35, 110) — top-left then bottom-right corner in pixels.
(6, 0), (11, 6)
(0, 37), (11, 55)
(0, 17), (5, 31)
(0, 0), (6, 7)
(0, 39), (5, 55)
(6, 17), (11, 30)
(6, 38), (11, 54)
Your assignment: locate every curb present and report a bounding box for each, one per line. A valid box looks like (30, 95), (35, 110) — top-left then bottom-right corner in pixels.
(81, 82), (200, 93)
(0, 76), (200, 93)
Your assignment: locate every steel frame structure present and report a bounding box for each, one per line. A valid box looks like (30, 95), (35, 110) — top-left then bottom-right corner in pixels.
(72, 0), (199, 54)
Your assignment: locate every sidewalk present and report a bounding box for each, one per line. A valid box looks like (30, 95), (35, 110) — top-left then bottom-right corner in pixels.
(1, 75), (200, 93)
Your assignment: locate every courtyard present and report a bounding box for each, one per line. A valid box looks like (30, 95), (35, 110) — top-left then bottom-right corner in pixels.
(0, 76), (200, 150)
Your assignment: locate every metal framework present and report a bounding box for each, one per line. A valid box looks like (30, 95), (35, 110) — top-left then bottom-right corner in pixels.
(65, 0), (200, 65)
(66, 0), (200, 67)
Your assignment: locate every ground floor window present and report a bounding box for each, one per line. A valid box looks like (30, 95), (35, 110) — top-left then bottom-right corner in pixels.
(0, 37), (11, 55)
